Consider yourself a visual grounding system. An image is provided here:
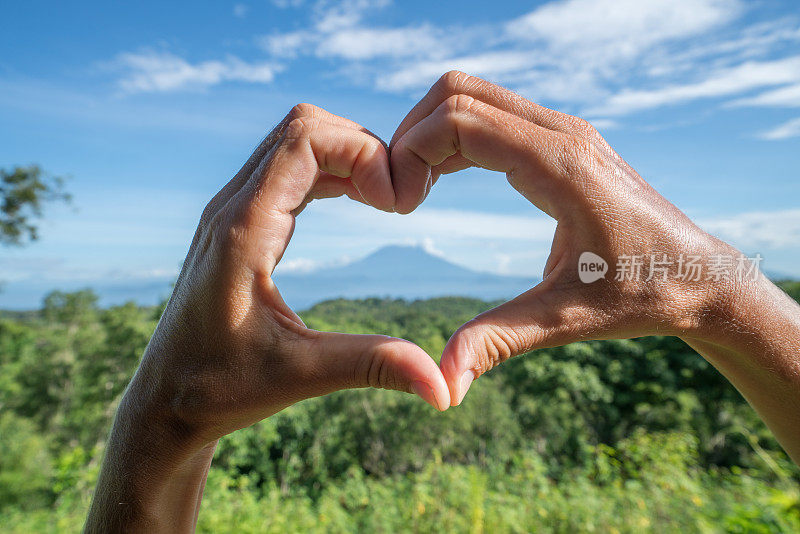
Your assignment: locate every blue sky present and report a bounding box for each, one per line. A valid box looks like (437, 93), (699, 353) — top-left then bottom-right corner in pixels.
(1, 0), (799, 308)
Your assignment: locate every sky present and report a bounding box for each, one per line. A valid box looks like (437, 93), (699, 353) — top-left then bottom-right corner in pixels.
(1, 0), (799, 308)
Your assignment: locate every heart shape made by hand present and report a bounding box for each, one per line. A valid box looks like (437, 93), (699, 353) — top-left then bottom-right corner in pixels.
(86, 71), (800, 534)
(144, 71), (738, 447)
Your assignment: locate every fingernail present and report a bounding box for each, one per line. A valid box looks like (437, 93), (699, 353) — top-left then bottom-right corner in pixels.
(410, 381), (445, 411)
(455, 370), (474, 406)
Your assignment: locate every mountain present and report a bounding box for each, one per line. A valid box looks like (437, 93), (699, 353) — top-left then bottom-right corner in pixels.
(273, 245), (538, 310)
(0, 245), (538, 311)
(5, 245), (796, 312)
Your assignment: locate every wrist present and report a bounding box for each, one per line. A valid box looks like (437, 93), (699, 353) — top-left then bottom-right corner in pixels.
(116, 372), (207, 461)
(657, 234), (757, 342)
(678, 260), (795, 351)
(85, 368), (217, 533)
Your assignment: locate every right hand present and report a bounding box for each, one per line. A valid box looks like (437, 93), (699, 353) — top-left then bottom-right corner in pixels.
(389, 71), (758, 406)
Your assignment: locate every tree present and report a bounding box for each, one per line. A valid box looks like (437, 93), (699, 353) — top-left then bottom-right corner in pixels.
(0, 165), (71, 246)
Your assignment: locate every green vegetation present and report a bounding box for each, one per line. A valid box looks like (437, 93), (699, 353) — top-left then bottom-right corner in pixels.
(0, 165), (70, 246)
(1, 290), (799, 532)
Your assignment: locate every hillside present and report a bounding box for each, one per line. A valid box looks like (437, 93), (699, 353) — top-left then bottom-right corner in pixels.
(274, 245), (538, 309)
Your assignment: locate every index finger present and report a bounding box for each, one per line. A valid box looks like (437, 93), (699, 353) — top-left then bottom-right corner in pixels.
(208, 104), (384, 219)
(390, 94), (579, 217)
(390, 71), (590, 148)
(231, 115), (394, 275)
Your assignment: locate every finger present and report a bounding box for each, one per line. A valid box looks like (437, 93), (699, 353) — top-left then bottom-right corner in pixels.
(260, 116), (394, 213)
(440, 283), (598, 406)
(304, 332), (451, 411)
(232, 115), (394, 272)
(290, 172), (379, 217)
(390, 71), (595, 148)
(389, 71), (624, 173)
(205, 104), (384, 220)
(431, 153), (473, 177)
(390, 94), (577, 216)
(290, 102), (380, 133)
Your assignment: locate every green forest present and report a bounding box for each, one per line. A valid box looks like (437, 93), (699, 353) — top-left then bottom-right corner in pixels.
(2, 284), (800, 532)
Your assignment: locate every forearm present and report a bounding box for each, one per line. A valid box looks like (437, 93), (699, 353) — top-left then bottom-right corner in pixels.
(85, 374), (217, 534)
(682, 274), (800, 463)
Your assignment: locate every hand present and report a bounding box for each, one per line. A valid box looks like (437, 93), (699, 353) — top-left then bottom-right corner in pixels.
(389, 70), (727, 385)
(390, 71), (800, 463)
(143, 104), (449, 440)
(86, 104), (449, 533)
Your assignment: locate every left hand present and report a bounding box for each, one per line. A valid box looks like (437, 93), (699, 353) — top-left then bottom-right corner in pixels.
(86, 103), (449, 533)
(142, 103), (451, 446)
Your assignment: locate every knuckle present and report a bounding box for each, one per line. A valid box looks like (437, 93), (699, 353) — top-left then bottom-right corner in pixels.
(288, 102), (318, 121)
(360, 133), (384, 159)
(223, 216), (248, 250)
(482, 325), (518, 365)
(571, 116), (599, 139)
(457, 321), (518, 377)
(190, 204), (226, 261)
(557, 134), (601, 177)
(353, 138), (385, 178)
(284, 117), (313, 140)
(205, 205), (228, 240)
(199, 200), (218, 229)
(441, 93), (476, 120)
(436, 70), (468, 95)
(354, 339), (400, 390)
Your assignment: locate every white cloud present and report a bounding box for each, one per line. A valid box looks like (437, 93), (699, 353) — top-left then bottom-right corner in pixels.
(233, 3), (249, 18)
(375, 51), (538, 92)
(313, 0), (390, 29)
(699, 209), (800, 249)
(108, 0), (800, 132)
(587, 118), (618, 130)
(318, 25), (447, 60)
(495, 253), (512, 274)
(263, 31), (314, 58)
(274, 255), (352, 274)
(507, 0), (739, 51)
(301, 201), (800, 259)
(262, 0), (445, 62)
(419, 237), (444, 257)
(354, 0), (800, 138)
(757, 117), (800, 140)
(587, 56), (800, 116)
(374, 0), (743, 98)
(115, 51), (281, 93)
(306, 199), (557, 242)
(305, 0), (795, 121)
(730, 83), (800, 108)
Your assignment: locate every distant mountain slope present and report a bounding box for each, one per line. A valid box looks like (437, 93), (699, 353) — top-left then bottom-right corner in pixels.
(3, 245), (797, 311)
(0, 245), (538, 310)
(274, 245), (538, 310)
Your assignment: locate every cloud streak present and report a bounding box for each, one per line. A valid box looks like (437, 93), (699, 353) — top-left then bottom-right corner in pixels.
(114, 51), (281, 93)
(588, 56), (800, 116)
(757, 117), (800, 140)
(699, 208), (800, 249)
(106, 0), (800, 138)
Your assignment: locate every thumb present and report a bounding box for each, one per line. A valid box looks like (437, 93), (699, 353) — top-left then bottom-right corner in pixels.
(440, 287), (584, 406)
(307, 331), (451, 411)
